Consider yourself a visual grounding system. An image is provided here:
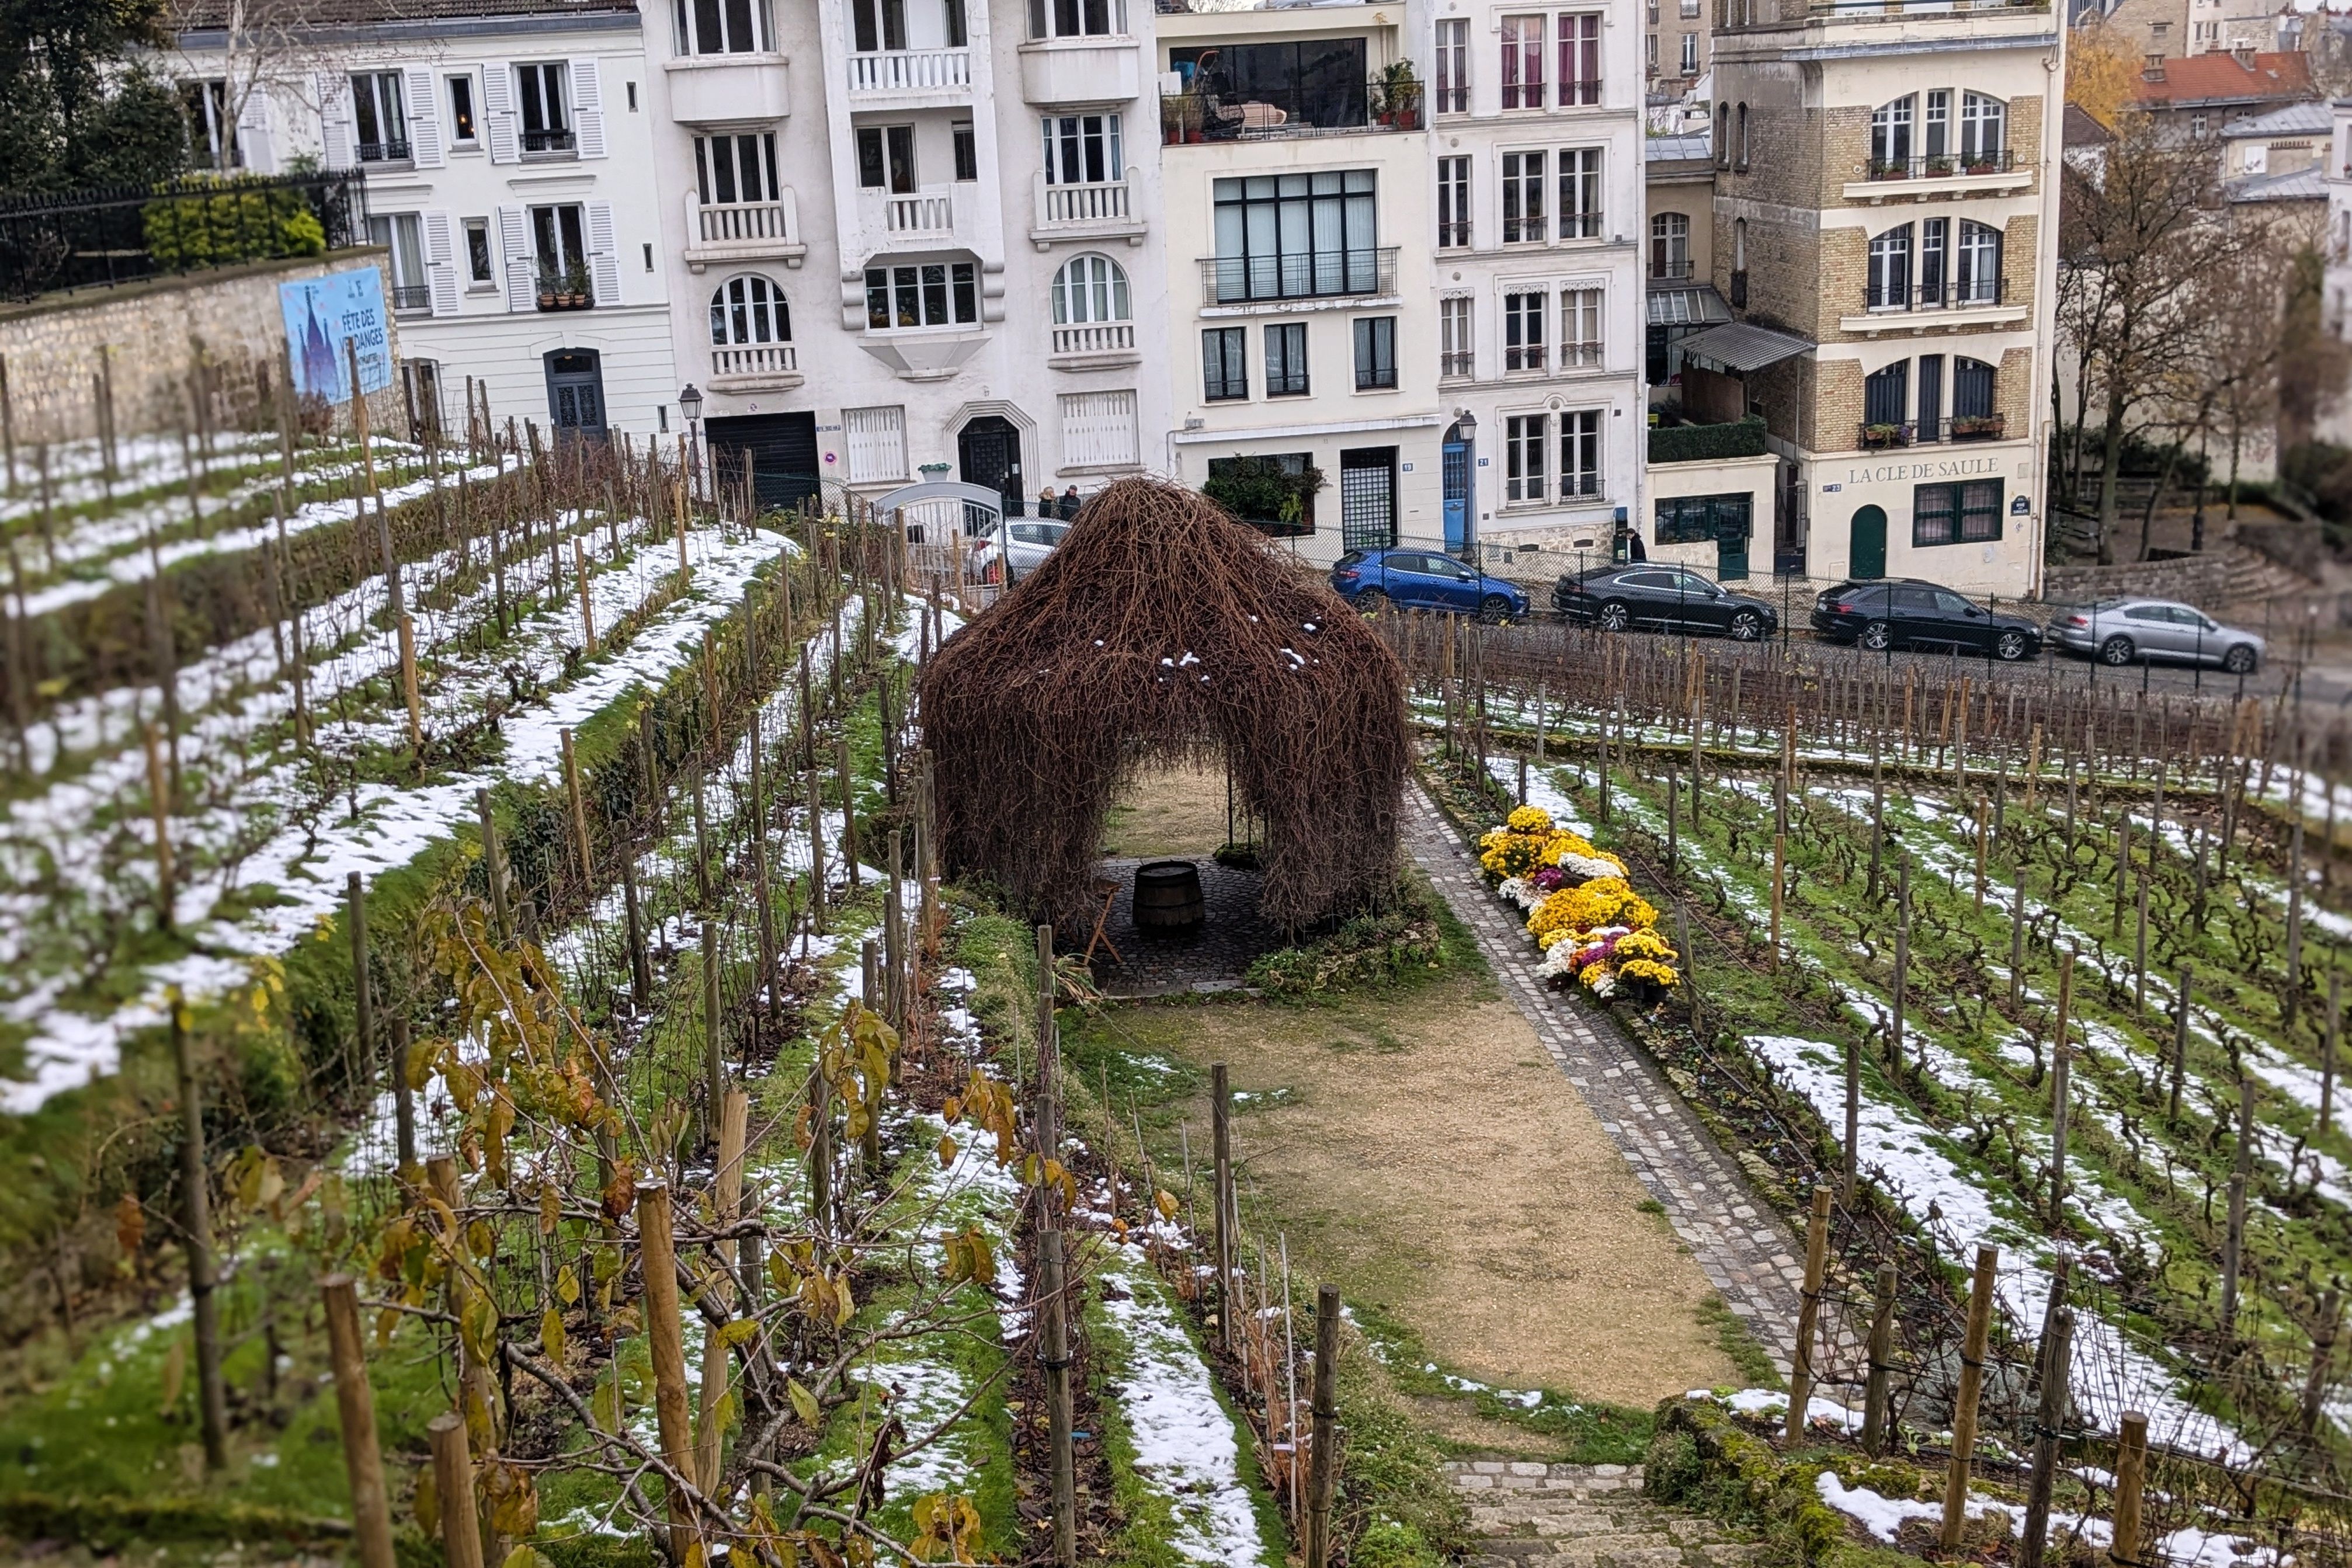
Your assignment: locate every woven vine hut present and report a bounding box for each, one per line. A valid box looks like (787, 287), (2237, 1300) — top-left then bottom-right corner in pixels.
(918, 477), (1410, 933)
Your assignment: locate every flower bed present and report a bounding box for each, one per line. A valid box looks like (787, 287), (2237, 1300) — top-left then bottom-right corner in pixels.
(1476, 805), (1682, 1004)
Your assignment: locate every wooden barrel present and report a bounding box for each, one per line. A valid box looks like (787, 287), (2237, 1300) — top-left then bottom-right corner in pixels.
(1133, 860), (1205, 931)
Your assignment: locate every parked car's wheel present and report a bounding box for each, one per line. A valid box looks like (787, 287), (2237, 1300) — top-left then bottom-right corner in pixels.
(1860, 619), (1892, 652)
(1597, 600), (1631, 632)
(2223, 642), (2260, 675)
(1728, 609), (1764, 642)
(1995, 628), (2032, 662)
(1355, 588), (1388, 613)
(2099, 634), (2136, 666)
(1479, 593), (1516, 624)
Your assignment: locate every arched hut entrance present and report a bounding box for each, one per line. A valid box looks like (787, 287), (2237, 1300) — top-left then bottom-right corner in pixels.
(916, 478), (1411, 939)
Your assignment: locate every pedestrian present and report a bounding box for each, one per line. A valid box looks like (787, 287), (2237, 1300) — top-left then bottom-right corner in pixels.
(1059, 484), (1081, 520)
(1036, 485), (1057, 519)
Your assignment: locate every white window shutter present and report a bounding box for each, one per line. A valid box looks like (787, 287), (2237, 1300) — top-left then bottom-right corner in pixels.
(587, 201), (620, 305)
(317, 71), (354, 169)
(497, 205), (533, 312)
(424, 211), (461, 315)
(405, 67), (443, 166)
(237, 85), (276, 174)
(481, 62), (519, 164)
(571, 58), (607, 159)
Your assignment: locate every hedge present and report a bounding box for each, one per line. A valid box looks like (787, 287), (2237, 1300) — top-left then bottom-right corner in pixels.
(1648, 416), (1768, 466)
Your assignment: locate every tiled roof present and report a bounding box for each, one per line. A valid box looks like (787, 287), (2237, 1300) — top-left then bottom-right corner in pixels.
(2134, 49), (2312, 107)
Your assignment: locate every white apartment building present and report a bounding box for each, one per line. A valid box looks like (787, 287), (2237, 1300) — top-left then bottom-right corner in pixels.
(2324, 99), (2352, 339)
(175, 1), (682, 443)
(175, 0), (1172, 512)
(1420, 0), (1649, 562)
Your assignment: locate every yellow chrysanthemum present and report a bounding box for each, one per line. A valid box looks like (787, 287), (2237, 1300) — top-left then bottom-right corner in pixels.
(1618, 958), (1680, 988)
(1579, 961), (1613, 986)
(1507, 805), (1554, 834)
(1614, 930), (1680, 964)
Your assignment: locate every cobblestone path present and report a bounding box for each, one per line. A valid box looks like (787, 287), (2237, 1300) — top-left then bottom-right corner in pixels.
(1445, 1463), (1762, 1568)
(1403, 784), (1805, 1376)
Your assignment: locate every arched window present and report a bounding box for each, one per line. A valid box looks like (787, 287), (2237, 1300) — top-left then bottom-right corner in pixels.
(1736, 103), (1750, 169)
(1052, 253), (1130, 324)
(710, 274), (791, 345)
(1960, 92), (2006, 163)
(1716, 102), (1731, 168)
(1871, 94), (1914, 174)
(1867, 222), (1913, 310)
(1955, 220), (2002, 303)
(1953, 356), (1996, 419)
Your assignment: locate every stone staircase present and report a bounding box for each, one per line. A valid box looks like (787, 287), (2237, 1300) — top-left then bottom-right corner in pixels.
(1445, 1463), (1762, 1568)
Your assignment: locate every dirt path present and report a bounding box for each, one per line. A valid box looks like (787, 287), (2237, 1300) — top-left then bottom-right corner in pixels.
(1110, 974), (1738, 1409)
(1102, 760), (1233, 858)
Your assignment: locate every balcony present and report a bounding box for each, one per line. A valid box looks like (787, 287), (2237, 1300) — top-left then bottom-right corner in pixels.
(711, 342), (802, 391)
(1440, 349), (1474, 380)
(1198, 247), (1399, 307)
(522, 128), (576, 157)
(685, 189), (806, 272)
(666, 54), (791, 124)
(1159, 79), (1423, 144)
(357, 140), (412, 166)
(1048, 321), (1140, 368)
(847, 47), (972, 105)
(863, 185), (958, 241)
(1020, 36), (1141, 105)
(1030, 172), (1145, 247)
(1651, 258), (1695, 280)
(391, 283), (432, 314)
(1843, 276), (2024, 333)
(1843, 148), (2032, 201)
(1856, 413), (2007, 449)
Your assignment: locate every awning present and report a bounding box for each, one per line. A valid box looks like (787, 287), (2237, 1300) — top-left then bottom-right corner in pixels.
(1646, 284), (1732, 328)
(1676, 320), (1814, 376)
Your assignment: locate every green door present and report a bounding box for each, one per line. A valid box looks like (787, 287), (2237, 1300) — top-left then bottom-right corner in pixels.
(1849, 505), (1888, 579)
(1714, 496), (1752, 581)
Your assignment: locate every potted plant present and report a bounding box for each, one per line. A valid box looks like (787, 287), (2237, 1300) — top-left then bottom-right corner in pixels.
(1861, 422), (1903, 449)
(1952, 413), (2003, 440)
(1964, 153), (1999, 175)
(1375, 60), (1423, 128)
(536, 266), (559, 310)
(1925, 154), (1955, 176)
(564, 262), (592, 307)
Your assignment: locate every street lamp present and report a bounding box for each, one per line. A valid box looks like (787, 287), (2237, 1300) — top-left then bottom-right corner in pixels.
(1454, 408), (1478, 564)
(677, 382), (704, 502)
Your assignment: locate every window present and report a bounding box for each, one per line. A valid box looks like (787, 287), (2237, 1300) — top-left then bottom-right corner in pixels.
(675, 0), (769, 52)
(944, 0), (967, 48)
(1864, 361), (1909, 429)
(1682, 0), (1700, 15)
(449, 75), (478, 143)
(352, 72), (408, 162)
(464, 218), (494, 284)
(1061, 391), (1139, 467)
(1504, 290), (1546, 370)
(864, 262), (979, 328)
(1913, 479), (2002, 545)
(1558, 13), (1600, 105)
(1353, 317), (1396, 389)
(516, 63), (572, 154)
(1656, 493), (1751, 544)
(1210, 171), (1380, 301)
(1716, 102), (1729, 168)
(1651, 211), (1689, 277)
(1029, 0), (1118, 40)
(1502, 15), (1545, 107)
(1559, 287), (1601, 367)
(1735, 103), (1749, 169)
(1559, 408), (1600, 497)
(182, 80), (241, 170)
(2190, 113), (2209, 140)
(2194, 20), (2217, 44)
(1960, 93), (2004, 162)
(857, 124), (916, 191)
(1435, 18), (1469, 112)
(1680, 32), (1698, 73)
(1505, 413), (1547, 500)
(1953, 356), (1995, 418)
(853, 0), (906, 50)
(953, 122), (977, 180)
(368, 214), (430, 311)
(1502, 150), (1546, 242)
(1440, 295), (1474, 378)
(1870, 94), (1912, 174)
(1923, 89), (1949, 161)
(530, 203), (587, 283)
(1042, 113), (1123, 184)
(710, 274), (790, 346)
(1558, 146), (1601, 237)
(1052, 253), (1130, 323)
(1916, 352), (1943, 439)
(1646, 34), (1658, 75)
(1266, 322), (1309, 395)
(1920, 216), (1947, 302)
(1437, 155), (1471, 246)
(1203, 327), (1248, 399)
(843, 405), (908, 484)
(1867, 223), (1912, 309)
(696, 132), (780, 203)
(1955, 220), (2000, 303)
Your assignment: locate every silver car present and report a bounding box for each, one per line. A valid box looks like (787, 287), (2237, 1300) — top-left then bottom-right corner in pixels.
(2050, 596), (2264, 673)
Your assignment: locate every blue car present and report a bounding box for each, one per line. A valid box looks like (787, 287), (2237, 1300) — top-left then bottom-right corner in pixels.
(1329, 547), (1530, 621)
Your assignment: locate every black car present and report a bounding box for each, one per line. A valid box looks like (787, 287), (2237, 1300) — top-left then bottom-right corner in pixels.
(1553, 564), (1780, 641)
(1809, 579), (2041, 661)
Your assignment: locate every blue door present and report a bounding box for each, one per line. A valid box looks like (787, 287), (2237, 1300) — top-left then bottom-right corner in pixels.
(1441, 439), (1469, 552)
(1385, 552), (1441, 609)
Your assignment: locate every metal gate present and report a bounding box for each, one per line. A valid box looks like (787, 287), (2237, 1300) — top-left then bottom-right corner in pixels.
(1339, 447), (1398, 552)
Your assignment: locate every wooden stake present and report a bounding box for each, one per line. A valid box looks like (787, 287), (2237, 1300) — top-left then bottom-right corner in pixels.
(2052, 952), (2073, 1228)
(169, 990), (230, 1470)
(1305, 1283), (1340, 1568)
(702, 921), (724, 1133)
(562, 729), (595, 892)
(1769, 833), (1784, 974)
(477, 789), (511, 940)
(389, 1013), (416, 1179)
(574, 538), (596, 655)
(1861, 1264), (1896, 1457)
(1784, 1185), (1833, 1442)
(1889, 859), (1910, 1069)
(838, 735), (861, 890)
(1040, 1227), (1077, 1568)
(142, 722), (175, 929)
(427, 1414), (486, 1568)
(696, 1090), (748, 1491)
(322, 1275), (399, 1568)
(2111, 1412), (2148, 1568)
(2016, 1308), (2074, 1568)
(1212, 1062), (1236, 1347)
(2324, 971), (2340, 1135)
(348, 872), (373, 1090)
(635, 1182), (700, 1549)
(1937, 1244), (1999, 1550)
(2171, 968), (2191, 1122)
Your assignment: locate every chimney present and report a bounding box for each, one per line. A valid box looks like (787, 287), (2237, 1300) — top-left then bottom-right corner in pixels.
(2233, 43), (2257, 66)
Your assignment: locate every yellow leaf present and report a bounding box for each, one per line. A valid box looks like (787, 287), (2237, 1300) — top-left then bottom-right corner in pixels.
(556, 1264), (580, 1307)
(375, 1306), (401, 1347)
(502, 1549), (555, 1568)
(787, 1376), (821, 1427)
(716, 1317), (760, 1349)
(1155, 1190), (1179, 1222)
(159, 1336), (186, 1414)
(414, 1464), (440, 1538)
(833, 1274), (855, 1329)
(540, 1306), (567, 1365)
(936, 1134), (957, 1169)
(539, 1182), (559, 1235)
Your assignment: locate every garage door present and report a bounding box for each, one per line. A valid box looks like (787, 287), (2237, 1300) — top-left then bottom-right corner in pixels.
(704, 411), (819, 510)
